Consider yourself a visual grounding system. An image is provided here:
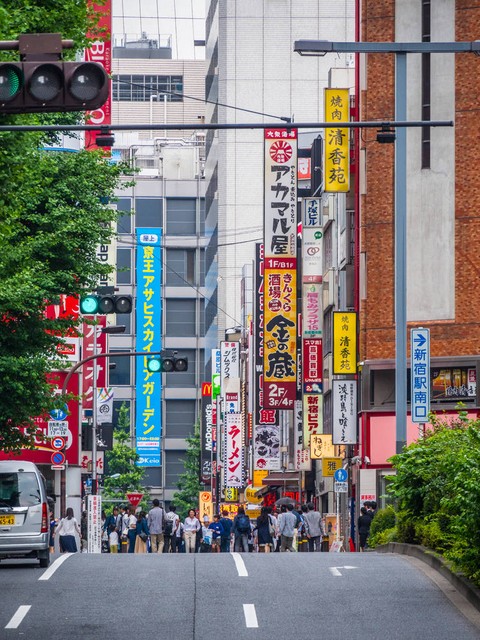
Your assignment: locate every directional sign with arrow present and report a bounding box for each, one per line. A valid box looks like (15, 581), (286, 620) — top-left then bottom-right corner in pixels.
(411, 328), (430, 423)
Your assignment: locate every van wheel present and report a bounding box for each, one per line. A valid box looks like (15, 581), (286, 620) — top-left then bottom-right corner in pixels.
(39, 555), (50, 568)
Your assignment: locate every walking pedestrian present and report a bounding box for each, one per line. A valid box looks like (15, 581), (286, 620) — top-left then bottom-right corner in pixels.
(49, 509), (57, 553)
(254, 507), (273, 553)
(219, 510), (233, 552)
(358, 506), (372, 551)
(183, 508), (201, 553)
(80, 510), (88, 552)
(56, 507), (81, 553)
(147, 498), (165, 553)
(304, 502), (325, 552)
(232, 506), (251, 552)
(208, 514), (224, 553)
(174, 521), (185, 553)
(200, 516), (213, 552)
(126, 506), (137, 553)
(163, 504), (179, 553)
(297, 505), (309, 552)
(267, 507), (279, 551)
(278, 504), (296, 552)
(135, 511), (150, 553)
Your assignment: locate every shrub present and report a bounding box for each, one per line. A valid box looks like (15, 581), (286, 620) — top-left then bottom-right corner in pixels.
(395, 511), (419, 544)
(368, 527), (397, 548)
(369, 506), (396, 538)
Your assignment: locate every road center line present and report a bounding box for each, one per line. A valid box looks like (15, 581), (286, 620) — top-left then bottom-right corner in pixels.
(38, 553), (74, 581)
(231, 552), (248, 577)
(5, 605), (31, 629)
(243, 604), (258, 628)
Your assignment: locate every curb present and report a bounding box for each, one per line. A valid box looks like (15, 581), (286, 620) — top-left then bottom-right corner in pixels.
(376, 542), (480, 614)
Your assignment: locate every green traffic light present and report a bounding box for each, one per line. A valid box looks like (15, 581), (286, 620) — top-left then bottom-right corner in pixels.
(0, 65), (23, 101)
(80, 295), (98, 314)
(147, 357), (162, 373)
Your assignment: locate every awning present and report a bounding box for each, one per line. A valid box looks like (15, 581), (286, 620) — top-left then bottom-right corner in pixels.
(261, 472), (300, 487)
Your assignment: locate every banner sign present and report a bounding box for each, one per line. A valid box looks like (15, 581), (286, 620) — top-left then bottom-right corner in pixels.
(303, 338), (323, 394)
(200, 387), (213, 484)
(221, 341), (240, 385)
(263, 258), (297, 408)
(81, 318), (107, 411)
(264, 128), (297, 258)
(294, 400), (311, 470)
(85, 0), (112, 151)
(87, 494), (102, 554)
(333, 312), (357, 375)
(332, 380), (357, 445)
(302, 282), (322, 338)
(254, 424), (281, 470)
(324, 88), (349, 192)
(211, 348), (221, 453)
(135, 228), (162, 467)
(302, 228), (323, 284)
(310, 433), (335, 459)
(303, 393), (323, 446)
(96, 387), (113, 425)
(199, 491), (213, 522)
(303, 198), (321, 227)
(224, 413), (244, 488)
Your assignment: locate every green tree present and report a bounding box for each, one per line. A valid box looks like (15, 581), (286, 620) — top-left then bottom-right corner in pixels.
(173, 420), (202, 519)
(102, 404), (147, 507)
(0, 2), (131, 452)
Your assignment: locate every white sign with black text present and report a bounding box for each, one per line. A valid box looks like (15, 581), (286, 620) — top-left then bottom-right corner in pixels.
(332, 380), (357, 445)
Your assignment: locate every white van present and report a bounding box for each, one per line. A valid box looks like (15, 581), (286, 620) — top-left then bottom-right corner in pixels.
(0, 460), (50, 567)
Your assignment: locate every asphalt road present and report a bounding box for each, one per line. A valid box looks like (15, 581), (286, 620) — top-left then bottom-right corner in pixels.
(1, 552), (479, 640)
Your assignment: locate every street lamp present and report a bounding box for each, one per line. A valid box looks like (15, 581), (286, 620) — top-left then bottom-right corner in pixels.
(294, 39), (479, 454)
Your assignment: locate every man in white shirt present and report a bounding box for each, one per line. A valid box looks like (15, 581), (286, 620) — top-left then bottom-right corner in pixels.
(163, 504), (180, 553)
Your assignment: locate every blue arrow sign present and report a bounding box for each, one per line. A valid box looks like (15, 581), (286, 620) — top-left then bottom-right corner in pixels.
(413, 333), (426, 348)
(411, 328), (430, 424)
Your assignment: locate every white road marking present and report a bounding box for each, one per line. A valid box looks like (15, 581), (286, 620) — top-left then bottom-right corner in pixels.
(243, 604), (258, 628)
(5, 605), (31, 629)
(38, 553), (74, 581)
(329, 565), (358, 577)
(231, 552), (248, 577)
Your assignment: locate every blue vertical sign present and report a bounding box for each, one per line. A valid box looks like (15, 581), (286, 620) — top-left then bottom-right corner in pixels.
(411, 328), (430, 423)
(136, 228), (162, 466)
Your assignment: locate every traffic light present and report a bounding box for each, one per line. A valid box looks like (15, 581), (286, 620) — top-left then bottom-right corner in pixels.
(0, 34), (109, 115)
(146, 355), (188, 373)
(80, 294), (133, 315)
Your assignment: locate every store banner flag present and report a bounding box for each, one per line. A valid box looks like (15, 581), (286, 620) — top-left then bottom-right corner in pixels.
(135, 228), (162, 467)
(332, 312), (357, 375)
(332, 380), (357, 445)
(324, 88), (349, 193)
(224, 413), (244, 488)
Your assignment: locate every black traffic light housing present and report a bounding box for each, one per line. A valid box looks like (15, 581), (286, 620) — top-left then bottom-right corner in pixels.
(147, 354), (188, 373)
(0, 33), (109, 115)
(80, 293), (133, 315)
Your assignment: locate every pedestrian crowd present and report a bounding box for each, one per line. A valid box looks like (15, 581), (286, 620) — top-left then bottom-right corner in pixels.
(89, 501), (329, 554)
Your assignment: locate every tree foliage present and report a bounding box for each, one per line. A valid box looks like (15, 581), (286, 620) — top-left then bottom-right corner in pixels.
(173, 420), (202, 519)
(388, 410), (480, 585)
(0, 1), (129, 452)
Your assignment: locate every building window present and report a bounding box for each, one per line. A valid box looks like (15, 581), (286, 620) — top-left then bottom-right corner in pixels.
(116, 247), (132, 285)
(165, 450), (188, 489)
(165, 299), (196, 336)
(115, 313), (131, 334)
(166, 248), (196, 286)
(134, 198), (163, 228)
(165, 400), (197, 438)
(117, 198), (132, 234)
(113, 75), (183, 102)
(109, 349), (131, 386)
(166, 198), (197, 235)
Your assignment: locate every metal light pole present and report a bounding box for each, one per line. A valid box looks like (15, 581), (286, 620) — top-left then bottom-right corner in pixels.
(294, 39), (480, 454)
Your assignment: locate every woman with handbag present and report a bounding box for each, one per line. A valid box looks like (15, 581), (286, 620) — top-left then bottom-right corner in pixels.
(134, 511), (150, 553)
(183, 508), (201, 553)
(254, 506), (274, 553)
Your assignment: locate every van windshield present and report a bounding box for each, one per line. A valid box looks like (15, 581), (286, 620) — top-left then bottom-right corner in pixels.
(0, 472), (41, 507)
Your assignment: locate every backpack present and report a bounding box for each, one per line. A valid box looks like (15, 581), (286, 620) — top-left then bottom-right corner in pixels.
(236, 514), (250, 533)
(164, 515), (175, 536)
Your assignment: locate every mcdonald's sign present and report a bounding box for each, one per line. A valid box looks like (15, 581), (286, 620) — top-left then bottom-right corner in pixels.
(202, 382), (212, 396)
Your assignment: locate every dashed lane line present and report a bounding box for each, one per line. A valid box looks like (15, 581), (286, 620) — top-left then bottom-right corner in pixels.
(243, 604), (258, 628)
(5, 605), (31, 629)
(38, 553), (74, 581)
(231, 552), (248, 577)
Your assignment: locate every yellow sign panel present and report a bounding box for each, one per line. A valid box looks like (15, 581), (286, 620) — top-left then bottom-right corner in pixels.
(224, 487), (239, 502)
(333, 312), (357, 374)
(303, 393), (323, 446)
(324, 88), (349, 193)
(219, 503), (239, 518)
(310, 434), (335, 459)
(322, 457), (343, 477)
(253, 470), (268, 486)
(198, 491), (213, 521)
(245, 485), (263, 504)
(245, 507), (262, 519)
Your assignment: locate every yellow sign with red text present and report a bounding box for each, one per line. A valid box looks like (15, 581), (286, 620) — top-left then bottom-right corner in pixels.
(199, 491), (213, 521)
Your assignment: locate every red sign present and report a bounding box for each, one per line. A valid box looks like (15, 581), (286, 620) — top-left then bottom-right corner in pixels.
(52, 437), (66, 450)
(126, 493), (144, 508)
(81, 317), (107, 410)
(0, 371), (80, 466)
(303, 338), (323, 388)
(202, 382), (212, 396)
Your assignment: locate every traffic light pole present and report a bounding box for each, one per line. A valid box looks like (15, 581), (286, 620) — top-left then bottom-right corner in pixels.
(59, 349), (166, 515)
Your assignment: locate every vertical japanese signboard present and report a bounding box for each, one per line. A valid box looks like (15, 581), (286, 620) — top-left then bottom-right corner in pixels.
(324, 88), (349, 193)
(332, 380), (357, 445)
(135, 228), (162, 467)
(294, 400), (311, 470)
(211, 349), (221, 453)
(411, 328), (430, 423)
(310, 433), (335, 459)
(333, 312), (357, 375)
(221, 341), (240, 413)
(263, 128), (297, 409)
(200, 382), (213, 484)
(224, 413), (244, 488)
(303, 338), (323, 394)
(303, 393), (323, 446)
(85, 0), (112, 151)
